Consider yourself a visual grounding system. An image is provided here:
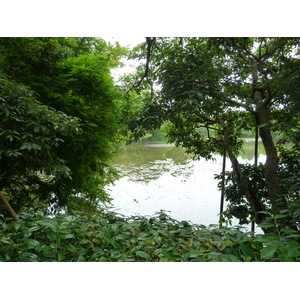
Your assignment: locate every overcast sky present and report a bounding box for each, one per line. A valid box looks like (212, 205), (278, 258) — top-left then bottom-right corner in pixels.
(106, 37), (146, 82)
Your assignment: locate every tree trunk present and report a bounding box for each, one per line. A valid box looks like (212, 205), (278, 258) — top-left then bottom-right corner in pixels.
(0, 192), (19, 221)
(223, 129), (267, 226)
(251, 59), (286, 215)
(219, 141), (226, 227)
(254, 92), (286, 215)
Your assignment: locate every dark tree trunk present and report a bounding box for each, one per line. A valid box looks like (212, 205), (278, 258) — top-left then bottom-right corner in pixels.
(223, 129), (267, 226)
(251, 59), (286, 216)
(254, 92), (286, 215)
(219, 141), (226, 227)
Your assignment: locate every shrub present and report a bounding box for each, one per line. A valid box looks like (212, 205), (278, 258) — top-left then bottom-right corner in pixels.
(0, 210), (299, 262)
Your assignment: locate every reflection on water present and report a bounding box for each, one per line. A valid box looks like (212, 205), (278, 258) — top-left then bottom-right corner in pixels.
(106, 141), (266, 228)
(112, 142), (193, 182)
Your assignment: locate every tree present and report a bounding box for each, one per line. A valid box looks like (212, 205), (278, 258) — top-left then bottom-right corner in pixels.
(0, 37), (126, 214)
(126, 37), (300, 231)
(0, 75), (80, 216)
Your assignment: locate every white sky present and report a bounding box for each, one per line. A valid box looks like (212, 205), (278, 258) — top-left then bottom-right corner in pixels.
(105, 37), (145, 49)
(105, 37), (146, 82)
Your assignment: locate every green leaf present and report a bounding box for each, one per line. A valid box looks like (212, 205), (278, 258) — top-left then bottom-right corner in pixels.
(239, 243), (254, 258)
(45, 230), (56, 241)
(136, 251), (151, 261)
(79, 239), (91, 245)
(254, 233), (279, 243)
(59, 233), (74, 239)
(42, 250), (56, 258)
(261, 246), (277, 260)
(222, 254), (241, 262)
(64, 244), (77, 253)
(23, 238), (40, 249)
(243, 256), (252, 262)
(77, 255), (86, 262)
(258, 223), (275, 228)
(257, 211), (272, 215)
(18, 252), (39, 262)
(187, 251), (203, 258)
(280, 227), (298, 234)
(278, 254), (294, 262)
(115, 234), (129, 241)
(58, 252), (66, 262)
(258, 123), (269, 128)
(279, 246), (300, 258)
(36, 220), (58, 231)
(274, 214), (286, 219)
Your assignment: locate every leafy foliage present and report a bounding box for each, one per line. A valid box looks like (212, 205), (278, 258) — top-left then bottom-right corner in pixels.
(0, 37), (126, 213)
(0, 76), (81, 212)
(125, 37), (300, 229)
(0, 210), (299, 262)
(215, 163), (269, 225)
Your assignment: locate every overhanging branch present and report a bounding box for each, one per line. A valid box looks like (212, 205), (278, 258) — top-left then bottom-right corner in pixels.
(126, 37), (156, 96)
(220, 98), (255, 114)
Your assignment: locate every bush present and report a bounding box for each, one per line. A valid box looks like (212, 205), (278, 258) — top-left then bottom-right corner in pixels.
(0, 210), (299, 262)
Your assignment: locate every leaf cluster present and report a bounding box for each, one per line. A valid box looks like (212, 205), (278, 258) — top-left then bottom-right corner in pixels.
(1, 210), (299, 262)
(0, 37), (126, 213)
(215, 163), (269, 225)
(0, 76), (81, 211)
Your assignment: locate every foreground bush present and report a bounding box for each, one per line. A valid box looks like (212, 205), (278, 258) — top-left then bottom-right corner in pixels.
(0, 210), (299, 262)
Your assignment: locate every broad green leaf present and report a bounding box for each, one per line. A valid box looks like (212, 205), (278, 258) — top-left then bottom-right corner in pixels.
(278, 254), (294, 262)
(111, 224), (119, 232)
(257, 211), (272, 215)
(42, 250), (56, 258)
(136, 251), (151, 261)
(243, 256), (252, 262)
(222, 254), (241, 262)
(58, 252), (66, 262)
(64, 244), (77, 253)
(18, 252), (39, 262)
(258, 223), (275, 228)
(59, 233), (74, 239)
(36, 220), (58, 231)
(79, 239), (91, 245)
(45, 230), (56, 241)
(261, 246), (277, 260)
(77, 255), (86, 262)
(254, 233), (279, 243)
(240, 243), (254, 258)
(274, 214), (286, 219)
(50, 243), (59, 249)
(279, 246), (300, 258)
(0, 237), (12, 244)
(115, 234), (129, 241)
(26, 225), (40, 233)
(188, 251), (203, 258)
(280, 227), (298, 234)
(23, 238), (40, 249)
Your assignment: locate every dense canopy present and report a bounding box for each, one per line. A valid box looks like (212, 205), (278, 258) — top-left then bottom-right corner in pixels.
(0, 37), (126, 214)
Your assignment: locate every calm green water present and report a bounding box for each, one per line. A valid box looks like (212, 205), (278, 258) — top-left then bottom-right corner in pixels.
(106, 140), (266, 227)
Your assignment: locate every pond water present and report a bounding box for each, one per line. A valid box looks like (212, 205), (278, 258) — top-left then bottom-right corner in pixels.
(105, 141), (266, 230)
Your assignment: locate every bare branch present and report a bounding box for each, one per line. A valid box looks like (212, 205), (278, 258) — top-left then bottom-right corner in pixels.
(220, 98), (255, 114)
(0, 192), (19, 221)
(126, 37), (156, 96)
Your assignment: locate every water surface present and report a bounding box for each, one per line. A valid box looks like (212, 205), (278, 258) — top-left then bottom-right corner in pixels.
(106, 141), (266, 228)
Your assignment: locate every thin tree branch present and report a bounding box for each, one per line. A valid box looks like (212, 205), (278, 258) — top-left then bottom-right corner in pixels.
(126, 37), (156, 96)
(0, 192), (19, 221)
(220, 98), (255, 114)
